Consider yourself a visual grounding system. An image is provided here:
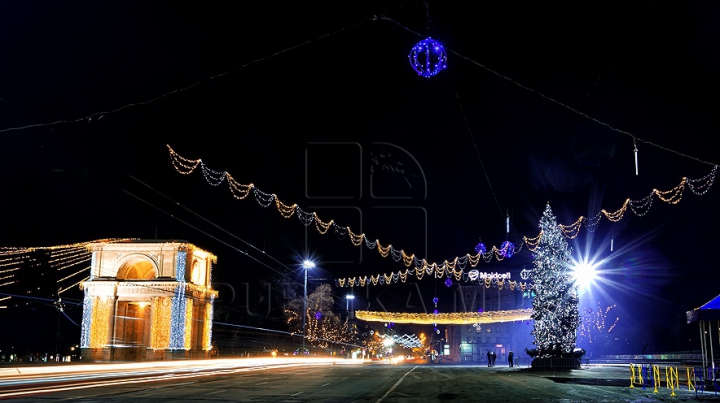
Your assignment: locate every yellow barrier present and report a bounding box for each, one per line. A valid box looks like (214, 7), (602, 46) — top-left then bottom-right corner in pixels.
(666, 366), (677, 396)
(687, 367), (695, 392)
(629, 364), (692, 396)
(653, 365), (660, 393)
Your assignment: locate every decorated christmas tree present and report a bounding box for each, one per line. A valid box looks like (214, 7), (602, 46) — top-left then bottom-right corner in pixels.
(530, 203), (580, 357)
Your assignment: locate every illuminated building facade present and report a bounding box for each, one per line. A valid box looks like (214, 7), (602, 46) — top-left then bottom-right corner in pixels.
(79, 240), (217, 362)
(356, 283), (534, 364)
(452, 284), (534, 364)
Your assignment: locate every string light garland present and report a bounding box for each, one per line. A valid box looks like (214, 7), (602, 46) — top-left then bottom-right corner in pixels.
(0, 8), (709, 180)
(0, 238), (135, 307)
(58, 276), (89, 295)
(0, 238), (135, 256)
(355, 308), (533, 325)
(168, 146), (718, 285)
(392, 333), (423, 348)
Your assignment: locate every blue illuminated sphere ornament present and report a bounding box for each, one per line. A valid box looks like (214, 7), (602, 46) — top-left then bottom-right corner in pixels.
(474, 242), (486, 254)
(444, 278), (452, 287)
(408, 37), (447, 78)
(500, 241), (515, 258)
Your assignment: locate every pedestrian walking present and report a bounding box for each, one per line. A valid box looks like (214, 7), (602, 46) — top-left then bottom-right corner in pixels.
(487, 350), (491, 367)
(508, 351), (514, 367)
(490, 351), (496, 366)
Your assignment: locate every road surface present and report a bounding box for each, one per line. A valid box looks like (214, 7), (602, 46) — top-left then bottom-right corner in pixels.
(0, 357), (717, 402)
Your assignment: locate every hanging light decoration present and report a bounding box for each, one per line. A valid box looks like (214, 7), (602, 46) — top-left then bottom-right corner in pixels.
(633, 137), (639, 176)
(500, 241), (515, 258)
(408, 37), (447, 78)
(520, 266), (532, 280)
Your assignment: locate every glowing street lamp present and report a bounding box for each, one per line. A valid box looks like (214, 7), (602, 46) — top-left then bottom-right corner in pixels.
(302, 260), (315, 354)
(346, 294), (356, 337)
(346, 294), (355, 316)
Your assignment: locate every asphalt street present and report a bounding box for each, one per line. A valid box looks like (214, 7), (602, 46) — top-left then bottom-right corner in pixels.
(1, 359), (719, 402)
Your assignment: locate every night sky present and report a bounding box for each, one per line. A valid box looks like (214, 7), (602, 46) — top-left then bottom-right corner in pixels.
(1, 1), (718, 354)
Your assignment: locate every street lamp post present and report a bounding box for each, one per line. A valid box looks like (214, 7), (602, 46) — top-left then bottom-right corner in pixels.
(346, 294), (355, 339)
(302, 260), (315, 354)
(346, 294), (355, 319)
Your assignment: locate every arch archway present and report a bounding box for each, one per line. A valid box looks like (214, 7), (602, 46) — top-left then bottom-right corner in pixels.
(116, 255), (158, 280)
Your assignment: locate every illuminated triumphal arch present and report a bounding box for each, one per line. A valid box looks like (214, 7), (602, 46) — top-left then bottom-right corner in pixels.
(80, 240), (217, 361)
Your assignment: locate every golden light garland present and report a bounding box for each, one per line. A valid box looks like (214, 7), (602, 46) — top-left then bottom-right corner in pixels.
(0, 239), (136, 306)
(167, 145), (717, 285)
(0, 238), (136, 256)
(355, 308), (533, 325)
(59, 276), (89, 295)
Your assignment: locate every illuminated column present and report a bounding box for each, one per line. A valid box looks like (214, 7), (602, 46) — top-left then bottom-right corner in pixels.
(89, 296), (114, 348)
(80, 283), (116, 349)
(202, 301), (214, 351)
(169, 251), (190, 350)
(183, 298), (193, 350)
(169, 288), (187, 349)
(202, 252), (215, 352)
(150, 296), (172, 349)
(80, 289), (93, 348)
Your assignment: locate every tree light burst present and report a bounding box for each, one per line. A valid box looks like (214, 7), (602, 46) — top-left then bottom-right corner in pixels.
(570, 258), (600, 294)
